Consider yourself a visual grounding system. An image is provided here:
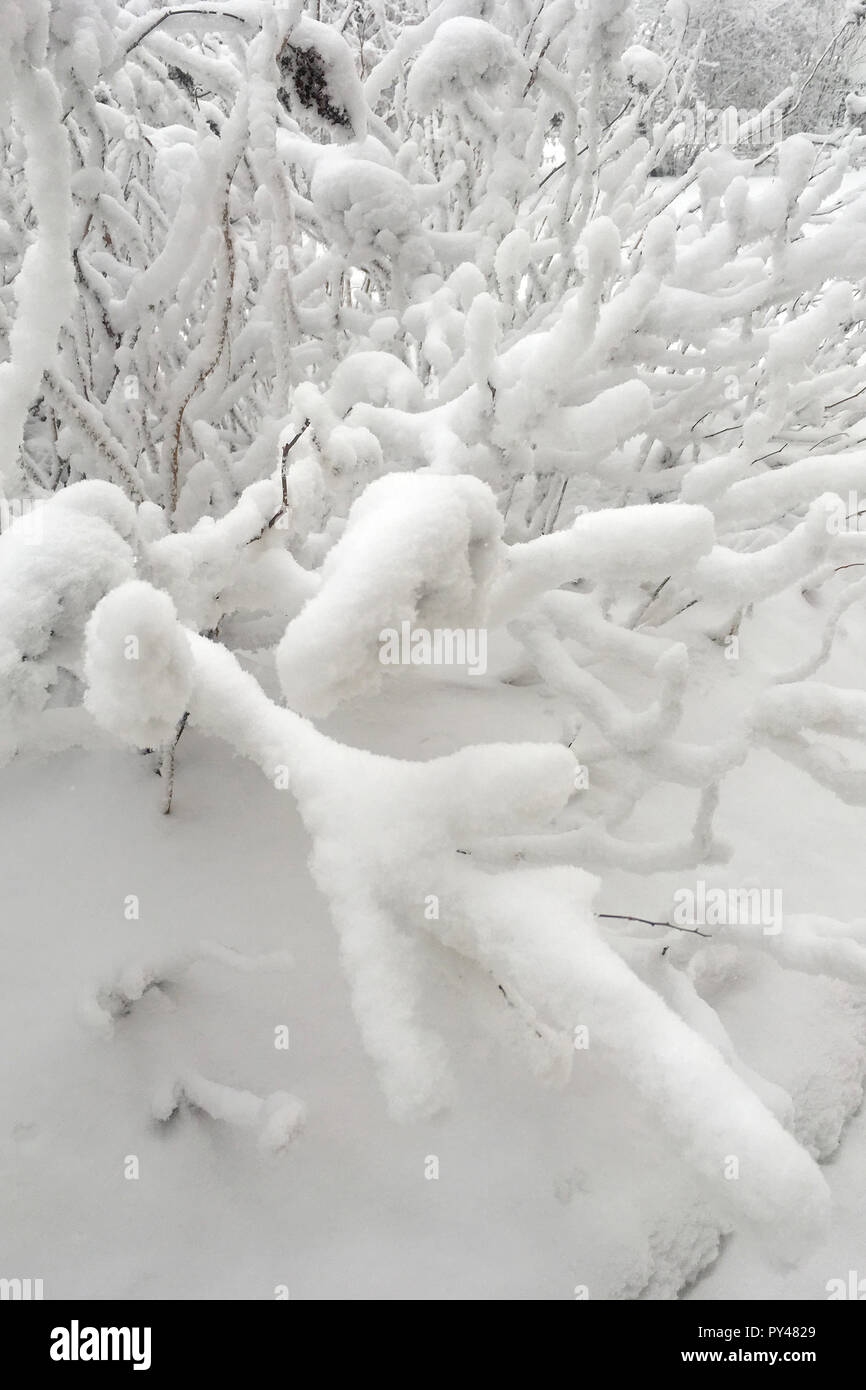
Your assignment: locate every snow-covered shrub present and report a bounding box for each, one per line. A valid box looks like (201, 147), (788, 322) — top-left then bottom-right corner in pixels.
(5, 0), (866, 1268)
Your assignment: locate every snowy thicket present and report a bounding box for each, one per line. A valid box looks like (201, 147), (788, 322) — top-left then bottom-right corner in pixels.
(634, 0), (866, 148)
(6, 0), (866, 1265)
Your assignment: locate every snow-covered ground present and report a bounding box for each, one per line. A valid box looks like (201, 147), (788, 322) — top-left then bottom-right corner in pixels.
(3, 580), (865, 1300)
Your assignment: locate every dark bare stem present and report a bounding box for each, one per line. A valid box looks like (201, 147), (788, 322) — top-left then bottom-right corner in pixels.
(597, 913), (711, 939)
(277, 419), (311, 517)
(161, 711), (189, 816)
(245, 420), (311, 542)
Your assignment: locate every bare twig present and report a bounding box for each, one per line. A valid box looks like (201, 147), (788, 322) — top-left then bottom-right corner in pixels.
(598, 912), (711, 939)
(275, 419), (311, 520)
(245, 420), (311, 543)
(777, 20), (856, 128)
(161, 711), (189, 815)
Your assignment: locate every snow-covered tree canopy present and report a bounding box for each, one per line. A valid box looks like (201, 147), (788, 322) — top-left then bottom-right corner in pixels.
(5, 0), (866, 1293)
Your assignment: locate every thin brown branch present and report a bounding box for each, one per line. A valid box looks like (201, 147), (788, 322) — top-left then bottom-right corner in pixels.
(160, 710), (189, 815)
(778, 20), (856, 127)
(278, 420), (310, 516)
(597, 913), (711, 939)
(124, 6), (248, 58)
(245, 420), (312, 543)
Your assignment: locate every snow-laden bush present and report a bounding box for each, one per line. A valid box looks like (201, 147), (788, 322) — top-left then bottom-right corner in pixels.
(5, 0), (866, 1264)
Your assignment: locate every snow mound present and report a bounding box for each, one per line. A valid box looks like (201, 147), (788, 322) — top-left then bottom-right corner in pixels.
(84, 581), (193, 748)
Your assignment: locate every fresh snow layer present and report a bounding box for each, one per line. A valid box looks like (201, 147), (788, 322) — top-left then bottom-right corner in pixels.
(4, 575), (866, 1298)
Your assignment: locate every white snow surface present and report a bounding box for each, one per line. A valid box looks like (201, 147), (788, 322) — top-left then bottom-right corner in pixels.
(3, 576), (866, 1298)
